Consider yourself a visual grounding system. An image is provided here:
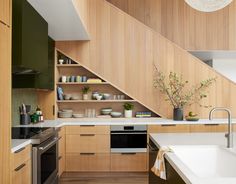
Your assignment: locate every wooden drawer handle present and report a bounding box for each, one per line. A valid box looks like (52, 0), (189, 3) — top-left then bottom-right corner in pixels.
(15, 163), (26, 172)
(121, 153), (137, 155)
(80, 125), (95, 127)
(80, 153), (95, 155)
(204, 124), (220, 126)
(80, 134), (95, 136)
(14, 147), (25, 154)
(161, 124), (176, 127)
(58, 156), (62, 160)
(58, 136), (62, 140)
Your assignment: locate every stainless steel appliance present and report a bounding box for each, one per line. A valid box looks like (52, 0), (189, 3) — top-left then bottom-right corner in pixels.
(12, 127), (59, 184)
(110, 125), (147, 153)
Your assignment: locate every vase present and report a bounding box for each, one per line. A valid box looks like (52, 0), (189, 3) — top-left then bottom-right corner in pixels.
(173, 108), (183, 121)
(124, 110), (133, 118)
(83, 94), (89, 100)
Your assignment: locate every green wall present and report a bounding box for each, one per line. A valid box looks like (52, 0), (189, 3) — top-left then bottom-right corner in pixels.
(12, 89), (37, 126)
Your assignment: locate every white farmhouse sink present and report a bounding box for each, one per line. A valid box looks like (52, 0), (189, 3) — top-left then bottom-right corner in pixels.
(166, 145), (236, 184)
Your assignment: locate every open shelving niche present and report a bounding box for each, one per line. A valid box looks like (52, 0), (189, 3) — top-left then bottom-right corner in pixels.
(55, 49), (161, 119)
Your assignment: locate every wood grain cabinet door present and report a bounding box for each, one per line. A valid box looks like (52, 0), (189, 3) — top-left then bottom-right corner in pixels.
(0, 0), (10, 26)
(12, 160), (31, 184)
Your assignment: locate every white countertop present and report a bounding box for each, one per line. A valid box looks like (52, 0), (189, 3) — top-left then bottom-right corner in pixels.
(11, 139), (31, 153)
(11, 118), (234, 153)
(150, 133), (236, 184)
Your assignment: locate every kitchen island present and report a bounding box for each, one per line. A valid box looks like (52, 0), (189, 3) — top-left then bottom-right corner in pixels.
(150, 133), (236, 184)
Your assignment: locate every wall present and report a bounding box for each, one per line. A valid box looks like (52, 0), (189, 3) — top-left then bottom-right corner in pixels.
(212, 59), (236, 83)
(12, 89), (38, 126)
(56, 0), (236, 118)
(107, 0), (236, 50)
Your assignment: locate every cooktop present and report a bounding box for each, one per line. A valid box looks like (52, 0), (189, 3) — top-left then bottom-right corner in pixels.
(12, 127), (57, 144)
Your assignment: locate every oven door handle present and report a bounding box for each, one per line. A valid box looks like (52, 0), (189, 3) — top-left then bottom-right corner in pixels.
(38, 137), (59, 151)
(111, 132), (146, 135)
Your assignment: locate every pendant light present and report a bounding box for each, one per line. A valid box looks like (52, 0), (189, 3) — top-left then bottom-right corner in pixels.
(185, 0), (233, 12)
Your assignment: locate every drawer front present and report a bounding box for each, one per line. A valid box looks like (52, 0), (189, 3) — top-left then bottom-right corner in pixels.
(66, 134), (110, 153)
(66, 125), (110, 135)
(12, 159), (31, 184)
(66, 153), (110, 171)
(58, 127), (65, 138)
(148, 125), (190, 133)
(190, 124), (227, 132)
(12, 145), (31, 169)
(111, 153), (147, 172)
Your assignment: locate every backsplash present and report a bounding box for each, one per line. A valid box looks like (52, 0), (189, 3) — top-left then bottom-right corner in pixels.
(12, 89), (38, 126)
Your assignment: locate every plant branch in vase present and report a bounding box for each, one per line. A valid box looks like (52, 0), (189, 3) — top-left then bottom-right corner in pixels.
(153, 65), (216, 120)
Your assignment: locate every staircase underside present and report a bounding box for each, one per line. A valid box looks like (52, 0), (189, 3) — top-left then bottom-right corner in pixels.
(56, 0), (236, 118)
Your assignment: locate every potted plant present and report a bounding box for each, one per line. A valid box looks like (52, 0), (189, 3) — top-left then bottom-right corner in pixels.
(123, 103), (134, 118)
(153, 66), (216, 121)
(82, 86), (90, 100)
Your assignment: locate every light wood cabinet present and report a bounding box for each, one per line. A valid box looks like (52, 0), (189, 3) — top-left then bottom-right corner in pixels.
(148, 124), (190, 133)
(66, 125), (110, 135)
(66, 153), (110, 171)
(0, 0), (11, 26)
(11, 145), (31, 184)
(66, 134), (110, 153)
(111, 153), (147, 172)
(190, 124), (227, 132)
(65, 125), (111, 172)
(58, 127), (65, 177)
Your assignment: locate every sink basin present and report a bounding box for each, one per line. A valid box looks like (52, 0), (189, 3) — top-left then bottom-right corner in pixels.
(170, 145), (236, 178)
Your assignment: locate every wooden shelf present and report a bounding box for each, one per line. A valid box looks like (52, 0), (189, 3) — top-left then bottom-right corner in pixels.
(57, 100), (136, 103)
(57, 64), (80, 67)
(57, 82), (109, 85)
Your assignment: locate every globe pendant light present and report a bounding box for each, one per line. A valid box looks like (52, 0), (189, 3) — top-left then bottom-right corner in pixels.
(185, 0), (233, 12)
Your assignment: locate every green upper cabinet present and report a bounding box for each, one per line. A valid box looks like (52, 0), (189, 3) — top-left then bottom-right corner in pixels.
(12, 0), (54, 90)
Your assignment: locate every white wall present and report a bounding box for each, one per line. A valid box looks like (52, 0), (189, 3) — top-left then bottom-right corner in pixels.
(212, 59), (236, 83)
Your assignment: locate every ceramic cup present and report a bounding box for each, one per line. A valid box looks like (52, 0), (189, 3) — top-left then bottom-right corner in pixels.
(58, 59), (64, 64)
(66, 76), (71, 83)
(61, 76), (67, 83)
(82, 76), (87, 82)
(76, 76), (81, 82)
(71, 76), (76, 82)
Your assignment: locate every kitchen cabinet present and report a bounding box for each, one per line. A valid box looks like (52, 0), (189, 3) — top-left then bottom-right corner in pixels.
(190, 124), (227, 132)
(66, 153), (110, 171)
(58, 127), (65, 177)
(65, 125), (111, 172)
(148, 125), (190, 133)
(0, 0), (11, 26)
(11, 145), (31, 184)
(111, 153), (147, 172)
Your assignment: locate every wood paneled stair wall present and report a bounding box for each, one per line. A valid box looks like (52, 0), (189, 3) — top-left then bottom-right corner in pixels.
(55, 0), (236, 119)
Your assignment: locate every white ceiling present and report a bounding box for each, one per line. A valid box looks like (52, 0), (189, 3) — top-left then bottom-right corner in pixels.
(27, 0), (90, 41)
(189, 51), (236, 61)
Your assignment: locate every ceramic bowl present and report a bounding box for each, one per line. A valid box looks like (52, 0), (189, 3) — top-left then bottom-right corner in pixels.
(96, 95), (103, 100)
(103, 93), (111, 100)
(110, 112), (122, 118)
(73, 113), (84, 118)
(101, 108), (112, 115)
(63, 94), (72, 100)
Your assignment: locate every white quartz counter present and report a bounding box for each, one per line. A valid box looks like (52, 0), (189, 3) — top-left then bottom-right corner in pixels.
(150, 133), (236, 184)
(11, 139), (31, 153)
(11, 118), (234, 153)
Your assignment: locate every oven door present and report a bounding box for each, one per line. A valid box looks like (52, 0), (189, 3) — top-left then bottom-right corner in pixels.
(111, 131), (147, 152)
(33, 136), (59, 184)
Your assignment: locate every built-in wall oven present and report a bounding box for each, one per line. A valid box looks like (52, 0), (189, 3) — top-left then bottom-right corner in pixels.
(110, 125), (147, 153)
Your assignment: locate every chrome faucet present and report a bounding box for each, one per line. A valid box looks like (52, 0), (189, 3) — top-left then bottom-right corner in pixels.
(209, 107), (233, 148)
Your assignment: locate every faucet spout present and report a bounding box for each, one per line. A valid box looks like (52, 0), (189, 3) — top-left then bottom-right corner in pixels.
(209, 107), (233, 148)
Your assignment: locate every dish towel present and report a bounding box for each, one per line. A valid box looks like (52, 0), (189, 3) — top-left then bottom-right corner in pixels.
(151, 146), (173, 180)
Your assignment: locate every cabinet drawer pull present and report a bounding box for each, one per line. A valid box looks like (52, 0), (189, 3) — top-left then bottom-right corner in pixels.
(80, 134), (95, 137)
(15, 163), (26, 172)
(14, 147), (25, 154)
(58, 136), (62, 140)
(80, 125), (95, 127)
(161, 124), (176, 127)
(58, 156), (62, 160)
(80, 153), (95, 155)
(204, 124), (220, 126)
(121, 153), (137, 155)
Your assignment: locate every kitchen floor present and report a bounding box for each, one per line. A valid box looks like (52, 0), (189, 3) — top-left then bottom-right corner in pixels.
(59, 172), (148, 184)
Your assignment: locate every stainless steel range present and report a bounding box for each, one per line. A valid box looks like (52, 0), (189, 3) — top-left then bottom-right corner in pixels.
(12, 127), (59, 184)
